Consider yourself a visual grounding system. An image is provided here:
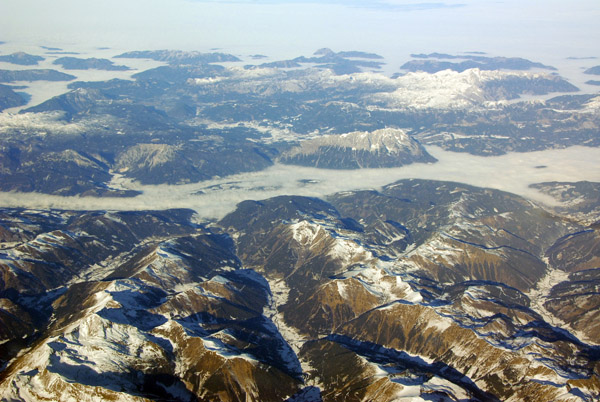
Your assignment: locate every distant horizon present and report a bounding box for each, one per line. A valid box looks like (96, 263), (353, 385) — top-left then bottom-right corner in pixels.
(1, 0), (599, 71)
(1, 42), (598, 113)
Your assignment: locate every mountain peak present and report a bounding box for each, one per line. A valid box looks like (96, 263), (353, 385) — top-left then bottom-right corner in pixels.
(279, 128), (436, 169)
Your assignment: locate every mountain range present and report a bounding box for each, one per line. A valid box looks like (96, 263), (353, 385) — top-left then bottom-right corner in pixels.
(1, 180), (599, 401)
(0, 47), (599, 401)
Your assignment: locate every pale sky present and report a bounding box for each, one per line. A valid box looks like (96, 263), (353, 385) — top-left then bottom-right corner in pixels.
(1, 0), (599, 68)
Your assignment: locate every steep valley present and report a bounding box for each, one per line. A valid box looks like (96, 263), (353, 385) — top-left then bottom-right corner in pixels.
(1, 179), (599, 401)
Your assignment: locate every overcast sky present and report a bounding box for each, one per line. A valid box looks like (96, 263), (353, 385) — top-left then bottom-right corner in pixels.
(1, 0), (599, 67)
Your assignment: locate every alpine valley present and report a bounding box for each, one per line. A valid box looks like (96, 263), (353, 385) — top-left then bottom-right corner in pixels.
(0, 46), (599, 402)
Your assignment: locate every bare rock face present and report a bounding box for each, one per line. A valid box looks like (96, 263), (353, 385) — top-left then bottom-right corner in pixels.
(280, 128), (436, 169)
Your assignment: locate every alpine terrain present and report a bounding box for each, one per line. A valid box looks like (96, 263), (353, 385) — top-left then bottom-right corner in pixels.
(0, 46), (599, 401)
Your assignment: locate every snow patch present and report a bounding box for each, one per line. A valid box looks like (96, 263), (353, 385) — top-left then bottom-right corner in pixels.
(328, 237), (370, 266)
(263, 277), (323, 388)
(336, 281), (348, 299)
(374, 68), (563, 110)
(289, 220), (324, 246)
(527, 263), (592, 343)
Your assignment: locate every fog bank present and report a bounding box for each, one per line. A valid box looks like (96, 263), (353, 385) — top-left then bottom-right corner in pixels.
(1, 146), (598, 220)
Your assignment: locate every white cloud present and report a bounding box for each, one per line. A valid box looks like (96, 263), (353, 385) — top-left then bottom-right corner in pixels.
(0, 112), (83, 135)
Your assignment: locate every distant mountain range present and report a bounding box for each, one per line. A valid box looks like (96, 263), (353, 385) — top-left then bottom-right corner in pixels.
(585, 65), (600, 75)
(402, 52), (557, 73)
(0, 52), (44, 66)
(53, 56), (131, 71)
(0, 49), (595, 195)
(0, 84), (27, 109)
(0, 69), (75, 83)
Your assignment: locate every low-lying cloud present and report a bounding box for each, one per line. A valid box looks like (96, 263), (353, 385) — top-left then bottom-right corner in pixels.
(1, 145), (599, 221)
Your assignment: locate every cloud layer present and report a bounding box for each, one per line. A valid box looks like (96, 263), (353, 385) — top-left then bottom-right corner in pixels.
(1, 145), (598, 221)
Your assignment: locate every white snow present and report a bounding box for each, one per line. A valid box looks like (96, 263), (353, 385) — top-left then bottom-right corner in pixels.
(289, 220), (325, 246)
(262, 278), (304, 354)
(337, 258), (424, 305)
(201, 337), (258, 362)
(423, 315), (453, 333)
(155, 245), (184, 261)
(360, 354), (468, 401)
(370, 68), (551, 110)
(583, 95), (600, 111)
(262, 277), (323, 388)
(406, 234), (463, 264)
(336, 281), (348, 299)
(421, 376), (471, 401)
(209, 275), (231, 285)
(0, 111), (85, 136)
(328, 237), (371, 266)
(283, 128), (422, 158)
(527, 262), (593, 344)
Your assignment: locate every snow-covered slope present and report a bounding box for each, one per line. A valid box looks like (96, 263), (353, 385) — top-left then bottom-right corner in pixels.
(280, 128), (436, 169)
(1, 179), (600, 401)
(373, 68), (578, 110)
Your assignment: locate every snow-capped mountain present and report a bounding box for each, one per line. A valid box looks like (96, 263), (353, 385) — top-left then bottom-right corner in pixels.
(373, 68), (578, 110)
(279, 128), (436, 168)
(1, 179), (599, 401)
